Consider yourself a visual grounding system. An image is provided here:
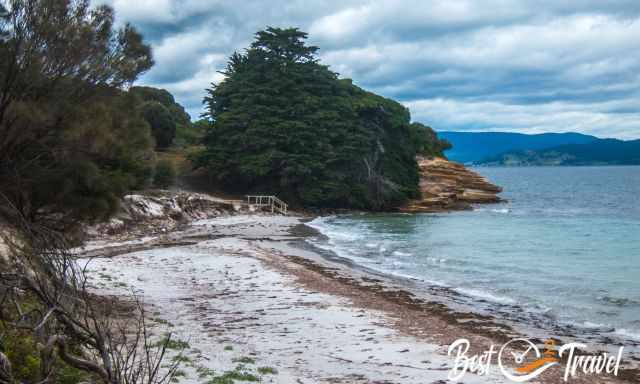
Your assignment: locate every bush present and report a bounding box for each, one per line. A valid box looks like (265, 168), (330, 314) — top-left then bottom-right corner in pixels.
(154, 159), (177, 188)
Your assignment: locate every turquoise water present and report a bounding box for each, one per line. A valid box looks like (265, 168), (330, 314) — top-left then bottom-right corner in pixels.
(307, 166), (640, 345)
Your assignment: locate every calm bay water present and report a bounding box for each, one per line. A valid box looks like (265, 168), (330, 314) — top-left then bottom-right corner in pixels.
(307, 166), (640, 344)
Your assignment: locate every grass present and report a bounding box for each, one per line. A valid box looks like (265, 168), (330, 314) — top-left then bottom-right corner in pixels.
(205, 366), (259, 384)
(153, 335), (190, 350)
(152, 317), (174, 327)
(170, 369), (187, 383)
(195, 362), (265, 384)
(171, 355), (192, 363)
(232, 356), (255, 364)
(196, 367), (216, 379)
(257, 366), (277, 375)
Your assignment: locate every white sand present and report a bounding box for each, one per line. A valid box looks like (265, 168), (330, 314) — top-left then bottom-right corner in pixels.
(81, 215), (513, 383)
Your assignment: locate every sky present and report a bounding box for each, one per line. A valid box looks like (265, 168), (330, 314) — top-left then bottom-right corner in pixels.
(99, 0), (640, 139)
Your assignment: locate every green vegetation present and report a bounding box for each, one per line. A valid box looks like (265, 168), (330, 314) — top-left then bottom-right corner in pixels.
(232, 356), (256, 364)
(0, 322), (88, 384)
(205, 365), (259, 384)
(154, 158), (178, 188)
(154, 336), (191, 350)
(130, 86), (194, 149)
(194, 27), (449, 209)
(0, 2), (184, 383)
(0, 0), (155, 226)
(257, 366), (278, 375)
(177, 118), (209, 147)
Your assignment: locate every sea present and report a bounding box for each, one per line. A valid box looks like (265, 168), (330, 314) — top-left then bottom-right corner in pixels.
(306, 166), (640, 349)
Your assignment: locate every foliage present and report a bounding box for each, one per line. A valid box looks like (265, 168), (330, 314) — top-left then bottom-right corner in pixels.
(202, 365), (259, 384)
(257, 366), (278, 375)
(176, 118), (208, 147)
(141, 101), (176, 149)
(0, 0), (155, 227)
(1, 307), (88, 384)
(153, 158), (177, 188)
(409, 122), (452, 158)
(130, 86), (193, 149)
(195, 27), (450, 209)
(0, 2), (180, 383)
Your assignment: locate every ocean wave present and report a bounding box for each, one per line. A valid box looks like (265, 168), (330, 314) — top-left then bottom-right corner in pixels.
(392, 250), (412, 257)
(454, 287), (516, 305)
(475, 207), (511, 214)
(613, 328), (640, 341)
(597, 295), (640, 307)
(575, 321), (615, 332)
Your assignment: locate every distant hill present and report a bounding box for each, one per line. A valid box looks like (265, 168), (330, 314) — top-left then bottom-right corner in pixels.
(438, 131), (598, 163)
(477, 139), (640, 166)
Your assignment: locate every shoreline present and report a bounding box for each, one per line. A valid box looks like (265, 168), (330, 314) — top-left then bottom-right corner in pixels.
(301, 216), (640, 356)
(78, 212), (638, 383)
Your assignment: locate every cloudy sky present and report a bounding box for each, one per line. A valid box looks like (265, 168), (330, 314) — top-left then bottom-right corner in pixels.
(100, 0), (640, 139)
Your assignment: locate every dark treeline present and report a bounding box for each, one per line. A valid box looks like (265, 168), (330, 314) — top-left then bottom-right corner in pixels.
(195, 27), (450, 209)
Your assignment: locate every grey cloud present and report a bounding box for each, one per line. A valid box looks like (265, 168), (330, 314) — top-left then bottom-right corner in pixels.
(95, 0), (640, 138)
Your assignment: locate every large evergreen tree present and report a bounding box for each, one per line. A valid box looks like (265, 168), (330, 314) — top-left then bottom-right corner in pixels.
(196, 27), (446, 209)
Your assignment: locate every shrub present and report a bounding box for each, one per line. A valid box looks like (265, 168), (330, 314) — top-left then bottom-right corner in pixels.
(154, 159), (177, 188)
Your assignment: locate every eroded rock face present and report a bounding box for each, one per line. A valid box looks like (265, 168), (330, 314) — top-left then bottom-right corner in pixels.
(401, 157), (504, 213)
(85, 191), (244, 239)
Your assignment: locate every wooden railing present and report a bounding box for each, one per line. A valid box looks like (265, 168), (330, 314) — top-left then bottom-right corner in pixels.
(246, 195), (288, 215)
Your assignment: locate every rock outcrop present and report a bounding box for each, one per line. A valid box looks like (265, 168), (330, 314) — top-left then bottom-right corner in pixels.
(84, 191), (248, 239)
(401, 157), (503, 213)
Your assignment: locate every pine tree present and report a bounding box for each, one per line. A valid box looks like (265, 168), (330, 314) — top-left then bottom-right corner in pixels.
(197, 27), (446, 209)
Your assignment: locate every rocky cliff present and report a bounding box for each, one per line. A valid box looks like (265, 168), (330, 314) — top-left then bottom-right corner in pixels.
(401, 157), (503, 213)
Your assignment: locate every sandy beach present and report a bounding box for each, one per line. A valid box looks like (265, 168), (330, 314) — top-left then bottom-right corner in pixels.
(77, 212), (636, 384)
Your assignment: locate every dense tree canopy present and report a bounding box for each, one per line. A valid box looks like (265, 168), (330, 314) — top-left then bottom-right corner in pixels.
(409, 122), (452, 158)
(0, 0), (154, 226)
(196, 27), (448, 209)
(130, 86), (193, 148)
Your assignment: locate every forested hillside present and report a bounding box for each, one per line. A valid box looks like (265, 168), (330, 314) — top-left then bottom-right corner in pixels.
(478, 138), (640, 166)
(438, 131), (597, 163)
(195, 27), (450, 209)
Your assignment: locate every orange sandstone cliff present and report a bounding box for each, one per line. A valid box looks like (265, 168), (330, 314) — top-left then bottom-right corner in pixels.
(401, 157), (504, 213)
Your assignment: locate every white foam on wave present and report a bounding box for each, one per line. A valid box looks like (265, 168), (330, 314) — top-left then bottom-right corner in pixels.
(455, 287), (516, 305)
(392, 250), (412, 257)
(581, 321), (609, 329)
(614, 328), (640, 341)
